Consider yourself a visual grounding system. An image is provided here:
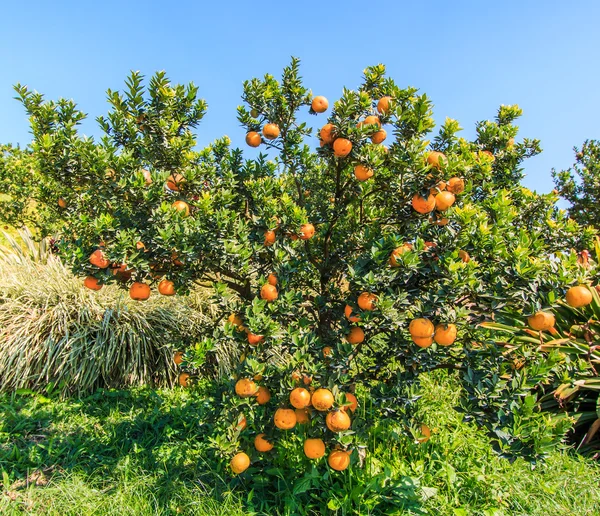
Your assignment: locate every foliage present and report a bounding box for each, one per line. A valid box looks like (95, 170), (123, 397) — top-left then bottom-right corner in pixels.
(553, 140), (600, 228)
(4, 58), (597, 469)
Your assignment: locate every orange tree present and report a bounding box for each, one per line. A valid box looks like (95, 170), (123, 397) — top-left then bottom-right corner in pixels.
(7, 59), (596, 479)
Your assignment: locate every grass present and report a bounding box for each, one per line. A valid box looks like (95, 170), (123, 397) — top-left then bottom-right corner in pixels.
(1, 372), (599, 515)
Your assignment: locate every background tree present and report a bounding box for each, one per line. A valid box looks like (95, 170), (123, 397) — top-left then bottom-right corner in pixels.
(553, 139), (600, 228)
(5, 59), (596, 476)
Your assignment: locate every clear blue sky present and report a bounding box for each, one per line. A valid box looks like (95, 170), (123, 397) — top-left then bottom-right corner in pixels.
(2, 1), (599, 192)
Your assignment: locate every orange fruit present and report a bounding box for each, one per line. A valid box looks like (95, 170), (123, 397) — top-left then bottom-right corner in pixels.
(274, 408), (297, 430)
(333, 138), (352, 157)
(417, 424), (431, 443)
(172, 200), (190, 217)
(141, 169), (152, 186)
(346, 326), (365, 344)
(377, 96), (392, 114)
(112, 263), (133, 282)
(255, 386), (271, 405)
(295, 408), (311, 424)
(566, 285), (593, 308)
(260, 283), (278, 302)
(447, 177), (465, 194)
(247, 333), (264, 346)
(371, 129), (386, 144)
(320, 123), (336, 144)
(328, 450), (350, 471)
(263, 123), (280, 140)
(354, 165), (374, 181)
(412, 194), (436, 214)
(426, 151), (447, 169)
(290, 387), (311, 409)
(58, 198), (67, 209)
(250, 109), (259, 118)
(304, 438), (326, 459)
(409, 318), (434, 338)
(311, 96), (329, 113)
(413, 336), (434, 348)
(166, 173), (185, 191)
(364, 115), (381, 128)
(230, 452), (250, 474)
(255, 434), (274, 452)
(83, 276), (102, 291)
(89, 249), (110, 268)
(434, 324), (457, 346)
(129, 282), (151, 301)
(435, 191), (455, 211)
(235, 415), (247, 431)
(458, 250), (470, 263)
(227, 314), (244, 329)
(389, 244), (413, 267)
(357, 292), (377, 311)
(344, 305), (361, 323)
(527, 311), (556, 331)
(323, 346), (332, 358)
(264, 230), (276, 246)
(303, 374), (312, 385)
(342, 393), (358, 413)
(136, 241), (146, 251)
(158, 279), (176, 296)
(235, 378), (258, 397)
(300, 223), (315, 240)
(178, 372), (190, 387)
(267, 273), (277, 286)
(326, 410), (351, 432)
(173, 351), (184, 365)
(312, 388), (334, 411)
(246, 131), (261, 147)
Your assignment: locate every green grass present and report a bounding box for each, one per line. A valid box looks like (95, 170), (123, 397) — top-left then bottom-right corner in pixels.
(1, 373), (599, 515)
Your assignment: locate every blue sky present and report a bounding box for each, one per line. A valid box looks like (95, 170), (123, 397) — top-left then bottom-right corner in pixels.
(1, 1), (598, 192)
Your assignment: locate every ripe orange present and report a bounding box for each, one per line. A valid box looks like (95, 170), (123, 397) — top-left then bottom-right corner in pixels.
(166, 173), (185, 191)
(141, 169), (152, 186)
(426, 151), (447, 169)
(246, 131), (261, 147)
(328, 450), (351, 471)
(322, 346), (332, 358)
(230, 452), (250, 474)
(412, 336), (434, 348)
(267, 273), (277, 286)
(344, 305), (361, 323)
(263, 123), (280, 140)
(412, 194), (436, 214)
(566, 285), (593, 308)
(342, 393), (358, 413)
(371, 129), (386, 144)
(346, 326), (365, 344)
(158, 279), (176, 296)
(58, 198), (67, 209)
(173, 351), (184, 365)
(136, 241), (146, 251)
(264, 230), (276, 246)
(357, 292), (377, 311)
(364, 115), (381, 128)
(89, 249), (110, 268)
(295, 408), (310, 424)
(354, 165), (374, 181)
(311, 96), (329, 113)
(130, 282), (151, 301)
(409, 318), (434, 338)
(260, 283), (278, 301)
(112, 263), (133, 282)
(303, 374), (312, 385)
(458, 250), (470, 263)
(304, 438), (326, 459)
(326, 410), (351, 432)
(300, 223), (315, 240)
(178, 372), (190, 387)
(255, 386), (271, 405)
(172, 200), (190, 217)
(235, 415), (247, 431)
(274, 408), (297, 430)
(290, 387), (311, 409)
(377, 96), (392, 114)
(247, 333), (264, 346)
(435, 191), (455, 211)
(447, 177), (465, 194)
(389, 244), (413, 267)
(83, 276), (102, 291)
(227, 313), (244, 329)
(434, 324), (457, 346)
(255, 434), (274, 452)
(417, 424), (431, 443)
(235, 378), (258, 397)
(312, 388), (334, 411)
(320, 124), (336, 144)
(333, 138), (352, 157)
(527, 311), (556, 331)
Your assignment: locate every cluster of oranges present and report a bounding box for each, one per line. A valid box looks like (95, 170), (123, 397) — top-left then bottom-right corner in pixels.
(527, 284), (594, 332)
(264, 222), (315, 246)
(230, 377), (357, 474)
(408, 318), (457, 348)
